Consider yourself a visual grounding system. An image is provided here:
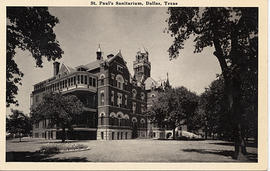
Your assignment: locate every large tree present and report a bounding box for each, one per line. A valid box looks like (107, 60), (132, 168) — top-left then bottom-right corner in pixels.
(7, 7), (63, 107)
(6, 109), (32, 142)
(31, 92), (83, 142)
(166, 7), (258, 159)
(149, 87), (199, 139)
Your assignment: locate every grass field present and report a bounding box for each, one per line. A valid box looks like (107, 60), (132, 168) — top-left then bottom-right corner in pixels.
(6, 137), (257, 162)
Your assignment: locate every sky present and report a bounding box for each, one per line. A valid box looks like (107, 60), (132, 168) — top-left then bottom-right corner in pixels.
(8, 7), (221, 115)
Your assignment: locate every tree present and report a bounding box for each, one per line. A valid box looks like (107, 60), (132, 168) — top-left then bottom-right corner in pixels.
(7, 7), (63, 107)
(166, 7), (258, 159)
(31, 92), (83, 142)
(6, 109), (32, 142)
(149, 87), (199, 139)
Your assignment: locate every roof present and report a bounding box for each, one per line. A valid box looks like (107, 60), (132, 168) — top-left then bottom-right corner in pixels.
(84, 60), (102, 70)
(144, 77), (158, 90)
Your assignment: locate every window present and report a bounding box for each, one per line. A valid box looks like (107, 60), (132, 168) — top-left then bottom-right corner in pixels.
(101, 132), (104, 140)
(70, 77), (73, 86)
(125, 95), (128, 107)
(112, 132), (114, 140)
(125, 132), (128, 139)
(89, 77), (93, 86)
(132, 102), (136, 114)
(117, 132), (120, 140)
(117, 65), (123, 72)
(74, 76), (76, 85)
(81, 75), (83, 84)
(101, 116), (104, 125)
(116, 74), (124, 89)
(77, 75), (80, 84)
(151, 94), (156, 98)
(121, 132), (123, 139)
(100, 91), (105, 105)
(99, 74), (105, 86)
(117, 93), (122, 107)
(35, 122), (39, 128)
(141, 104), (145, 113)
(68, 78), (70, 87)
(132, 89), (137, 98)
(35, 133), (39, 138)
(35, 95), (39, 103)
(111, 91), (114, 105)
(84, 75), (87, 85)
(141, 92), (145, 100)
(93, 78), (96, 87)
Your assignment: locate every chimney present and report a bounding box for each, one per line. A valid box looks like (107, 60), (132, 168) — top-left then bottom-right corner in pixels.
(96, 44), (102, 60)
(53, 61), (60, 76)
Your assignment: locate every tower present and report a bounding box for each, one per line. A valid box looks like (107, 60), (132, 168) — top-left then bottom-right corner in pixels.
(133, 47), (151, 82)
(96, 44), (102, 60)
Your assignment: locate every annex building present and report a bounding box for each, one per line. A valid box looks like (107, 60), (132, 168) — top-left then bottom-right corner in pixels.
(31, 46), (171, 140)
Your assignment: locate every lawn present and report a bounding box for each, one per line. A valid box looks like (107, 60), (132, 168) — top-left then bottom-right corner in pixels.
(6, 137), (257, 162)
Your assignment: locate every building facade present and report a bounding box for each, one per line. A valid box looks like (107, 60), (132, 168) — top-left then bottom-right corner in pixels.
(31, 46), (153, 140)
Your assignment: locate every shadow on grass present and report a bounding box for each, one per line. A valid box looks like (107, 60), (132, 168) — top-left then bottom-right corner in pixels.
(209, 142), (258, 148)
(152, 139), (205, 141)
(182, 149), (257, 162)
(6, 151), (89, 162)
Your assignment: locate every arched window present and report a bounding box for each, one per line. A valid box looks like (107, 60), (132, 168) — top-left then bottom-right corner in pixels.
(100, 91), (105, 105)
(140, 118), (146, 127)
(132, 117), (138, 123)
(99, 112), (105, 125)
(117, 112), (124, 126)
(141, 92), (145, 100)
(99, 74), (105, 86)
(110, 112), (116, 125)
(124, 114), (129, 126)
(116, 74), (124, 89)
(132, 89), (137, 98)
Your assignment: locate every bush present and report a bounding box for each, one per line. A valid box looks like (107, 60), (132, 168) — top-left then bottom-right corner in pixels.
(40, 145), (60, 154)
(39, 143), (88, 154)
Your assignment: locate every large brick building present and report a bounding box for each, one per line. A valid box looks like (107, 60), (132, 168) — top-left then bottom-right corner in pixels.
(31, 46), (168, 140)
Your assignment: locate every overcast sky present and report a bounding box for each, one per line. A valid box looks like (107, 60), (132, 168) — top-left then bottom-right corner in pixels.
(8, 7), (221, 114)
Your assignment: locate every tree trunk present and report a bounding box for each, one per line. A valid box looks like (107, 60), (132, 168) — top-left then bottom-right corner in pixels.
(61, 127), (66, 143)
(19, 132), (21, 142)
(227, 78), (248, 160)
(172, 128), (176, 140)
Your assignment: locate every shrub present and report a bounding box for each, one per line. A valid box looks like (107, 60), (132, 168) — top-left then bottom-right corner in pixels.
(40, 145), (60, 154)
(39, 143), (88, 154)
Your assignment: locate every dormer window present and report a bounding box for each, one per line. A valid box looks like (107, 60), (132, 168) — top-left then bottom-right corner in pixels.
(117, 65), (123, 72)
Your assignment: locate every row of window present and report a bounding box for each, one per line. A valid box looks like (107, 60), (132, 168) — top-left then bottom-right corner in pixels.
(45, 75), (97, 92)
(99, 74), (124, 90)
(100, 91), (146, 113)
(101, 131), (128, 140)
(100, 117), (146, 127)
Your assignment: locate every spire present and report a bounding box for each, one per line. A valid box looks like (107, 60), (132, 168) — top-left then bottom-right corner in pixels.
(97, 44), (101, 52)
(96, 44), (102, 60)
(164, 72), (171, 90)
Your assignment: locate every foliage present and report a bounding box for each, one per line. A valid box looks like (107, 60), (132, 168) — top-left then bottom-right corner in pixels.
(149, 87), (199, 138)
(6, 7), (63, 107)
(31, 92), (83, 142)
(6, 109), (32, 141)
(39, 143), (88, 154)
(166, 7), (258, 158)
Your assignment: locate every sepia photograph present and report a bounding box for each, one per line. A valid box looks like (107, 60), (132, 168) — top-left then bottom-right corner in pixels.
(4, 4), (264, 168)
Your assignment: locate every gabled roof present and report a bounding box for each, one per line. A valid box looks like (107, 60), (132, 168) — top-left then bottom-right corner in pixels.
(58, 63), (75, 75)
(144, 77), (158, 90)
(84, 60), (102, 71)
